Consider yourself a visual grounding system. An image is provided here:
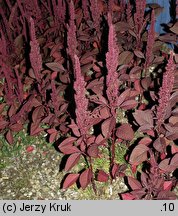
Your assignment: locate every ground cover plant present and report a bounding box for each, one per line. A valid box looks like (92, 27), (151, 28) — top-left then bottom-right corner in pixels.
(0, 0), (178, 200)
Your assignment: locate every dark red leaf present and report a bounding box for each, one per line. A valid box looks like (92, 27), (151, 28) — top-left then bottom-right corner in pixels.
(129, 145), (149, 165)
(59, 137), (81, 154)
(157, 191), (177, 200)
(120, 100), (138, 110)
(90, 94), (108, 105)
(171, 144), (178, 154)
(87, 144), (99, 158)
(130, 189), (146, 199)
(130, 66), (142, 80)
(99, 106), (111, 119)
(65, 153), (81, 172)
(26, 145), (34, 153)
(138, 137), (152, 146)
(49, 132), (58, 143)
(0, 120), (8, 130)
(116, 123), (134, 141)
(97, 170), (109, 182)
(158, 158), (171, 172)
(117, 89), (130, 106)
(141, 77), (151, 90)
(111, 163), (119, 178)
(51, 71), (58, 79)
(134, 80), (142, 93)
(169, 116), (178, 124)
(169, 91), (178, 108)
(68, 120), (81, 137)
(0, 103), (5, 113)
(95, 134), (105, 145)
(166, 127), (178, 140)
(140, 172), (148, 187)
(170, 22), (178, 34)
(170, 153), (178, 168)
(9, 123), (23, 132)
(131, 164), (137, 173)
(127, 176), (142, 190)
(133, 110), (153, 130)
(30, 123), (43, 136)
(32, 106), (44, 122)
(121, 193), (135, 200)
(63, 173), (80, 189)
(5, 130), (13, 144)
(138, 103), (146, 110)
(163, 181), (173, 191)
(59, 137), (77, 149)
(47, 128), (57, 134)
(172, 107), (178, 117)
(8, 104), (17, 117)
(60, 145), (80, 155)
(119, 51), (134, 65)
(46, 62), (65, 72)
(153, 137), (166, 153)
(115, 21), (130, 32)
(101, 117), (115, 138)
(79, 168), (92, 189)
(134, 50), (145, 59)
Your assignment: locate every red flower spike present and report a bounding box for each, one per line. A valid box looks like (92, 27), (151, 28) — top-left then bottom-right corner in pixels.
(157, 52), (176, 129)
(145, 10), (155, 69)
(29, 17), (42, 82)
(67, 0), (77, 65)
(90, 0), (100, 34)
(106, 13), (120, 118)
(134, 0), (146, 33)
(82, 0), (89, 21)
(73, 55), (91, 135)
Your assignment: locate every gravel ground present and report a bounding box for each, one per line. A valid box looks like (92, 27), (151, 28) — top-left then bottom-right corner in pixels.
(0, 139), (178, 200)
(0, 143), (128, 200)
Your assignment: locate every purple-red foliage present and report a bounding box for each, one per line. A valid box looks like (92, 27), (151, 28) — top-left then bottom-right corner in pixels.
(0, 0), (178, 199)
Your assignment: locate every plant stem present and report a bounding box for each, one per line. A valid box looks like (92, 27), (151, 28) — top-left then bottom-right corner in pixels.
(89, 157), (97, 195)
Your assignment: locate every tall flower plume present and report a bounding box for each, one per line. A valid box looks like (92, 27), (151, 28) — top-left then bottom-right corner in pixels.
(29, 17), (42, 82)
(106, 13), (119, 118)
(67, 0), (77, 65)
(82, 0), (89, 21)
(134, 0), (146, 33)
(52, 0), (66, 24)
(126, 1), (132, 22)
(157, 52), (176, 129)
(145, 10), (155, 70)
(90, 0), (100, 34)
(74, 55), (90, 135)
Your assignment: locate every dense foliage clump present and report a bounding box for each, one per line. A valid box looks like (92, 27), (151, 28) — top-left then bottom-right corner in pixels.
(0, 0), (178, 199)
